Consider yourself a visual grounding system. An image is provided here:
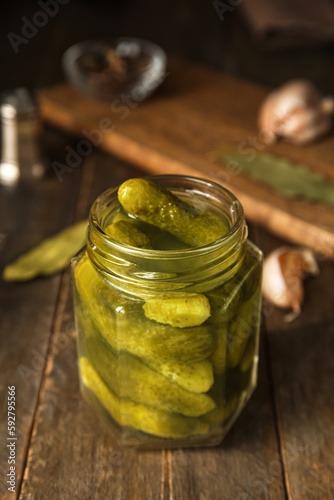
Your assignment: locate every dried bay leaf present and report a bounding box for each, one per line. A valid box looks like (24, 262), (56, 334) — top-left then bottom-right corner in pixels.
(211, 151), (334, 205)
(3, 220), (88, 282)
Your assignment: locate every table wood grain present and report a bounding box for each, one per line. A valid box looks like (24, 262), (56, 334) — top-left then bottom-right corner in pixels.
(1, 146), (333, 499)
(38, 58), (334, 259)
(1, 1), (334, 498)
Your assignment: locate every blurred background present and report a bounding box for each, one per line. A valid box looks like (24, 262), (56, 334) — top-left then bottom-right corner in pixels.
(2, 0), (334, 93)
(1, 5), (334, 499)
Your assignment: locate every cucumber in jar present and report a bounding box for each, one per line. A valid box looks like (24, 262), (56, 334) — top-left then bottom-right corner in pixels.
(85, 335), (215, 417)
(74, 256), (216, 363)
(118, 178), (228, 247)
(80, 358), (210, 439)
(74, 256), (215, 391)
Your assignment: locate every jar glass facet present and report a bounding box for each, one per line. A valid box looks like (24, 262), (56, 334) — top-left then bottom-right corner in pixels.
(72, 175), (263, 449)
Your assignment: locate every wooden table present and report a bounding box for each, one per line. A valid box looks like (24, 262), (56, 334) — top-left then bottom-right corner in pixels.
(1, 142), (334, 499)
(1, 1), (334, 498)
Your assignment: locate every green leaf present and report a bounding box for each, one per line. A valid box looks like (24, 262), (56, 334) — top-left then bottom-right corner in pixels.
(3, 220), (88, 282)
(211, 151), (334, 205)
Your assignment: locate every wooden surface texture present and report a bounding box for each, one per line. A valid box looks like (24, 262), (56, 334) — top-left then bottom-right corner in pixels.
(38, 58), (334, 259)
(1, 148), (334, 499)
(1, 1), (334, 498)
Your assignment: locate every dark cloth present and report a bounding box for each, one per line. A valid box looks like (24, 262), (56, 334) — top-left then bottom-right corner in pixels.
(240, 0), (334, 48)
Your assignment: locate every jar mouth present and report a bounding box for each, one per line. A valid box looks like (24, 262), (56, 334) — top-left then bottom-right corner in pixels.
(87, 175), (247, 293)
(89, 174), (246, 259)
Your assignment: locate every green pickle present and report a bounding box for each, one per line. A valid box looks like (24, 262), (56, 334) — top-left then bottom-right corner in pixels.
(143, 293), (211, 328)
(74, 255), (215, 390)
(105, 220), (152, 249)
(210, 326), (228, 374)
(75, 256), (216, 364)
(85, 335), (215, 417)
(73, 176), (263, 447)
(118, 178), (228, 246)
(80, 358), (210, 438)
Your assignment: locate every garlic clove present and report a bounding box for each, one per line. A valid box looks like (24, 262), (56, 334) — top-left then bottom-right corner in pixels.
(280, 107), (332, 145)
(258, 80), (334, 145)
(320, 96), (334, 114)
(262, 246), (319, 322)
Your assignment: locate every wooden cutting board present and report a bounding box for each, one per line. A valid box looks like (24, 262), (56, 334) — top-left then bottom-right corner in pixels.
(38, 58), (334, 259)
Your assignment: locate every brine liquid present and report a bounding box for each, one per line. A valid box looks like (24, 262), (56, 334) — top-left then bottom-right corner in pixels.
(73, 239), (262, 449)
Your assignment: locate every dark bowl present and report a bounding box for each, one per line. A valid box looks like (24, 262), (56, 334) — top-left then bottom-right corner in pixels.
(62, 38), (167, 102)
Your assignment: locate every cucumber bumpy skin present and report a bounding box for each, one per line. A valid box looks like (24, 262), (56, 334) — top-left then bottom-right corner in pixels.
(239, 335), (257, 373)
(78, 288), (214, 392)
(105, 220), (152, 249)
(118, 178), (229, 247)
(143, 293), (211, 328)
(210, 326), (228, 374)
(148, 356), (214, 393)
(207, 279), (243, 324)
(74, 256), (216, 390)
(85, 335), (215, 417)
(74, 256), (216, 363)
(204, 395), (238, 425)
(226, 298), (258, 368)
(80, 358), (210, 439)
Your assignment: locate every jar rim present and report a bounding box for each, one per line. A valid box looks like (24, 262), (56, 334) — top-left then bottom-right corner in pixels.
(89, 174), (245, 259)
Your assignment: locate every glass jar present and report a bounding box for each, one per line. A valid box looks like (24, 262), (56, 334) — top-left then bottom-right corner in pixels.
(72, 175), (263, 449)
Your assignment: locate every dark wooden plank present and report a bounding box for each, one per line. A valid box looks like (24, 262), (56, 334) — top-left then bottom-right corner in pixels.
(0, 135), (83, 500)
(20, 273), (165, 500)
(1, 2), (333, 499)
(19, 151), (286, 499)
(154, 229), (280, 500)
(167, 335), (287, 500)
(258, 229), (334, 499)
(268, 322), (334, 500)
(38, 58), (334, 259)
(164, 226), (286, 500)
(19, 152), (168, 500)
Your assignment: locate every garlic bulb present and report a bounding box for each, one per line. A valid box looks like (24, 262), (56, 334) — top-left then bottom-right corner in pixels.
(258, 80), (334, 145)
(262, 246), (319, 322)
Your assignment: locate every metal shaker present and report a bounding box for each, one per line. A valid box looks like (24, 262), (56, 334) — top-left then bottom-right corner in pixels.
(0, 88), (45, 186)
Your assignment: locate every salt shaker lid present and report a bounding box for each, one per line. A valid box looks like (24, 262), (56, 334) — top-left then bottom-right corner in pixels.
(1, 87), (38, 118)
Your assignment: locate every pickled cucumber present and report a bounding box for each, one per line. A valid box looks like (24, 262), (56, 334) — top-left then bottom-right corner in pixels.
(118, 178), (228, 247)
(226, 323), (249, 368)
(105, 220), (152, 249)
(147, 357), (214, 393)
(204, 396), (238, 425)
(208, 279), (243, 323)
(239, 335), (257, 373)
(143, 293), (211, 328)
(74, 176), (263, 444)
(76, 289), (214, 393)
(111, 208), (190, 250)
(227, 298), (259, 368)
(211, 327), (228, 374)
(74, 256), (216, 363)
(74, 255), (215, 390)
(235, 242), (263, 300)
(80, 358), (210, 438)
(117, 316), (215, 363)
(85, 336), (215, 417)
